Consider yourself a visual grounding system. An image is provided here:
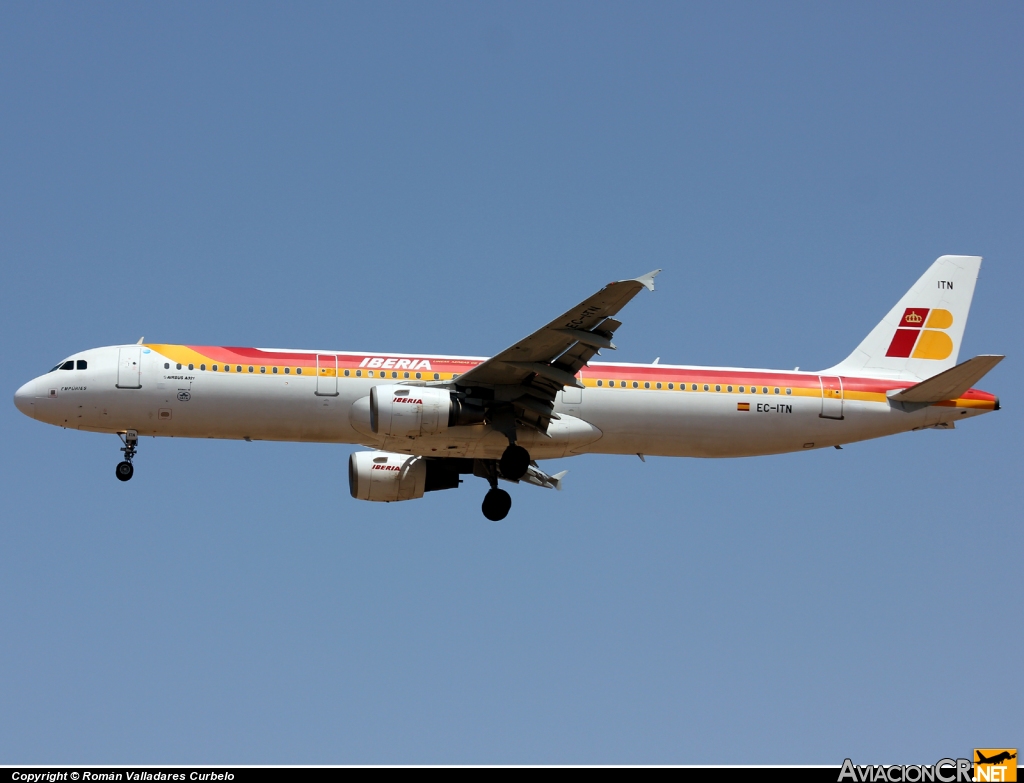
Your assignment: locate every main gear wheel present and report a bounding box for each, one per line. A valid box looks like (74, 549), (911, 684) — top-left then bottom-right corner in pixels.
(481, 488), (512, 521)
(499, 444), (530, 481)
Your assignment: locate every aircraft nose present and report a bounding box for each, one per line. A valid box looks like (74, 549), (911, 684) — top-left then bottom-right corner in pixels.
(14, 381), (36, 419)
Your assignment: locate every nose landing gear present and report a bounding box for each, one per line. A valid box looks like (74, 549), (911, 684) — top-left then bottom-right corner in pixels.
(115, 430), (138, 482)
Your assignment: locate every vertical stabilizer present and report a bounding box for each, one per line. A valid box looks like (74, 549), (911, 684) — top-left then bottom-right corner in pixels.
(824, 255), (982, 381)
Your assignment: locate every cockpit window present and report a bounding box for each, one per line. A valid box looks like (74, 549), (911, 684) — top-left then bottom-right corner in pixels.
(77, 360), (87, 370)
(60, 360), (74, 370)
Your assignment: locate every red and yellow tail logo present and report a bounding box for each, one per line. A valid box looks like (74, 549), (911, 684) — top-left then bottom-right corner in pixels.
(885, 308), (955, 359)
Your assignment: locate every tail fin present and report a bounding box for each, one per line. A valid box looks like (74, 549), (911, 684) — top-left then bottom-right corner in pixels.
(824, 255), (982, 380)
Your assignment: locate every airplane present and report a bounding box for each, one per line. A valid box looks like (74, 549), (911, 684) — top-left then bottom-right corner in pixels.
(976, 752), (1016, 765)
(13, 255), (1002, 521)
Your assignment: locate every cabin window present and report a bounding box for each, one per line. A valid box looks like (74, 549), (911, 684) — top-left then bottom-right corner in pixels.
(224, 365), (230, 372)
(164, 363), (170, 369)
(200, 364), (206, 371)
(296, 368), (302, 374)
(691, 384), (697, 391)
(260, 367), (266, 373)
(284, 367), (290, 374)
(213, 365), (219, 372)
(368, 370), (374, 377)
(644, 382), (650, 389)
(76, 360), (87, 370)
(452, 374), (460, 379)
(762, 387), (768, 394)
(727, 385), (733, 392)
(714, 384), (720, 392)
(774, 387), (780, 394)
(273, 367), (279, 374)
(344, 369), (350, 376)
(188, 364), (194, 371)
(355, 370), (361, 377)
(392, 371), (398, 378)
(668, 383), (674, 389)
(656, 382), (662, 389)
(415, 372), (421, 379)
(236, 366), (242, 373)
(738, 386), (744, 392)
(433, 373), (439, 380)
(248, 366), (254, 373)
(786, 388), (792, 395)
(176, 363), (182, 370)
(703, 384), (709, 391)
(632, 381), (639, 388)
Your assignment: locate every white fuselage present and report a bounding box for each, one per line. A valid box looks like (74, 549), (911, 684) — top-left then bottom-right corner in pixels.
(14, 344), (996, 460)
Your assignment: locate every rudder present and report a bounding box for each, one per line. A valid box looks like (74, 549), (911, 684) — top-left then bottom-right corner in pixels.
(824, 255), (982, 381)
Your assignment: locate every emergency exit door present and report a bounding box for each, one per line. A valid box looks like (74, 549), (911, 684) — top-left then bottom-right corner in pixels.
(819, 376), (844, 420)
(316, 354), (338, 396)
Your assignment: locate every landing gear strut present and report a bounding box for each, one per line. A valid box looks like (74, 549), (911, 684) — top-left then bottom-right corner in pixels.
(116, 430), (138, 482)
(478, 461), (513, 521)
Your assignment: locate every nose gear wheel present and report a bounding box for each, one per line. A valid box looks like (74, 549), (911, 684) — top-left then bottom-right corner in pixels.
(115, 430), (138, 482)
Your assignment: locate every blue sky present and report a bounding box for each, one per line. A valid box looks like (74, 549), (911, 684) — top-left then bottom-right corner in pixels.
(1, 2), (1021, 763)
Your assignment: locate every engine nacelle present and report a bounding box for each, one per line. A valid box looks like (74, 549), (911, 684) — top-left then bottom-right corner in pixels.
(349, 451), (426, 502)
(348, 451), (461, 502)
(369, 384), (484, 438)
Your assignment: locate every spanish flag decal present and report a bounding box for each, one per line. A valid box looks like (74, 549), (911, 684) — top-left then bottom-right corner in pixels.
(737, 402), (750, 411)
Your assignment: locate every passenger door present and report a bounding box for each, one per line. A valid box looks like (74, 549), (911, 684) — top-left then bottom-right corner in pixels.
(819, 376), (844, 419)
(116, 346), (142, 389)
(316, 354), (338, 396)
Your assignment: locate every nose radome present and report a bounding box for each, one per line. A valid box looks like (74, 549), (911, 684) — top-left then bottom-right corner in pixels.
(14, 381), (36, 419)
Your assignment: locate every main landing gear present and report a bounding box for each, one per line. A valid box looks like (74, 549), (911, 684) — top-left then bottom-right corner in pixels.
(482, 487), (512, 521)
(499, 444), (530, 481)
(476, 444), (533, 520)
(115, 430), (138, 482)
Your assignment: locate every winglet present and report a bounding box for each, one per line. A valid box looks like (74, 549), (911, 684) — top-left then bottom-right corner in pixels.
(551, 470), (568, 491)
(632, 269), (661, 292)
(136, 336), (145, 345)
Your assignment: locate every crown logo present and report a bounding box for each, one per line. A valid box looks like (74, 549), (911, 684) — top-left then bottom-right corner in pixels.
(905, 312), (923, 324)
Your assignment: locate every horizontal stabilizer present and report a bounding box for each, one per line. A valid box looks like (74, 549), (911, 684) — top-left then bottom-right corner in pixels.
(888, 355), (1003, 403)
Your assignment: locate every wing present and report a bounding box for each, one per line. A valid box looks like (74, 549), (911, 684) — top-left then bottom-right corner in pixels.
(452, 269), (660, 433)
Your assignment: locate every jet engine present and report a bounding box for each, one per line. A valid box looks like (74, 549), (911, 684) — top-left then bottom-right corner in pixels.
(348, 451), (461, 502)
(369, 385), (484, 438)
